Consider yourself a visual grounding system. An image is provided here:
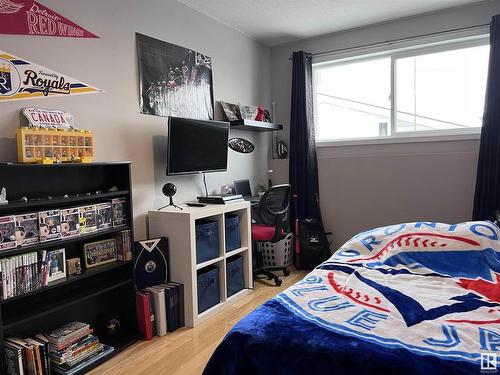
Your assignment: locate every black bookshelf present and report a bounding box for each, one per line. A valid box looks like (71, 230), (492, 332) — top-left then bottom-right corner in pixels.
(0, 162), (140, 374)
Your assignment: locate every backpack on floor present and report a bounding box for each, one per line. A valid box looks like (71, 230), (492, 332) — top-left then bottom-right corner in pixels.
(296, 218), (331, 269)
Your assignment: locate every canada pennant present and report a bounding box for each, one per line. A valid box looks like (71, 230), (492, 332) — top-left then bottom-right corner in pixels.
(0, 49), (103, 102)
(0, 0), (99, 38)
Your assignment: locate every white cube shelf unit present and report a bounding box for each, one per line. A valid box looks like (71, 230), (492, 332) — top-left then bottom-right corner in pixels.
(148, 201), (253, 327)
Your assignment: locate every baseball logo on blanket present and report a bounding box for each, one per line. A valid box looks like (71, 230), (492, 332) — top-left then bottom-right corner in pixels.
(277, 221), (500, 364)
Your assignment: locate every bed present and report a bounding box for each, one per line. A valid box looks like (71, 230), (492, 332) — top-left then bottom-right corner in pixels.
(204, 221), (500, 375)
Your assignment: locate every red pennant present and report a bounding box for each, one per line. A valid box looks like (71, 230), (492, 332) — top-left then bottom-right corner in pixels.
(0, 0), (98, 38)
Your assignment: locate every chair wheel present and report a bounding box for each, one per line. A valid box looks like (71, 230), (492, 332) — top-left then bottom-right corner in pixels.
(274, 277), (282, 286)
(283, 268), (290, 276)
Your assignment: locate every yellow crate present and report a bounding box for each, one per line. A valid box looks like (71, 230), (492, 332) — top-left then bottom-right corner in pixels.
(17, 127), (94, 164)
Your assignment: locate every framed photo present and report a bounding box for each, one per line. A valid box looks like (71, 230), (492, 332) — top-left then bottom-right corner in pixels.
(84, 239), (117, 268)
(219, 101), (242, 122)
(47, 248), (66, 283)
(66, 257), (82, 276)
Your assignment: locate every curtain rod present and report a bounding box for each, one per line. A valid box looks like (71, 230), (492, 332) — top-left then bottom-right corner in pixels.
(287, 23), (490, 60)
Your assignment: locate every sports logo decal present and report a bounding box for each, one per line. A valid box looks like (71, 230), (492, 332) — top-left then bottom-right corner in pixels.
(277, 221), (500, 364)
(0, 0), (23, 14)
(0, 50), (102, 102)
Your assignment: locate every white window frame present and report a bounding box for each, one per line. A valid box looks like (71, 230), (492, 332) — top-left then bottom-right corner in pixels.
(313, 33), (489, 147)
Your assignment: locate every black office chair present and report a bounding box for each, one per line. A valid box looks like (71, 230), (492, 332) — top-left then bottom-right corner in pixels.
(251, 184), (291, 286)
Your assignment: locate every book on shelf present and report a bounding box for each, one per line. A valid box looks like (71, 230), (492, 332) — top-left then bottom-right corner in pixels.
(136, 290), (155, 341)
(45, 322), (90, 346)
(158, 284), (179, 332)
(138, 282), (184, 339)
(144, 286), (167, 336)
(4, 341), (24, 375)
(115, 229), (132, 262)
(168, 281), (185, 328)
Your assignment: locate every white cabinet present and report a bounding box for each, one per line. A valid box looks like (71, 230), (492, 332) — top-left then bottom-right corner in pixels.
(148, 201), (253, 327)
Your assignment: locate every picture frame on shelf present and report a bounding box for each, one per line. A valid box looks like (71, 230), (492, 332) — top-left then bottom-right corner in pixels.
(66, 257), (82, 276)
(47, 248), (67, 283)
(83, 238), (117, 268)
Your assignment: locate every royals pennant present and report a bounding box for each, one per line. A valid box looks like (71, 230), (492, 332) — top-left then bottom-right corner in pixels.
(0, 50), (102, 102)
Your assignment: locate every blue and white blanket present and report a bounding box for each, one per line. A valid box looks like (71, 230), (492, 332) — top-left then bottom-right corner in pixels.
(204, 221), (500, 375)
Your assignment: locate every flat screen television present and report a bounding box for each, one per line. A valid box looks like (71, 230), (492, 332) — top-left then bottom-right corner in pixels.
(167, 117), (229, 175)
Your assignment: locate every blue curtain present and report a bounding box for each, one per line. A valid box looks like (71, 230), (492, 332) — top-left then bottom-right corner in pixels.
(473, 15), (500, 220)
(289, 51), (321, 224)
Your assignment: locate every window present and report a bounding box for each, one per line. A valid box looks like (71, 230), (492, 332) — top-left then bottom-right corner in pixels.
(313, 39), (490, 143)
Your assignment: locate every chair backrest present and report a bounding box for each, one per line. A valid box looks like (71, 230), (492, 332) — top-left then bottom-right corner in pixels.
(257, 184), (291, 241)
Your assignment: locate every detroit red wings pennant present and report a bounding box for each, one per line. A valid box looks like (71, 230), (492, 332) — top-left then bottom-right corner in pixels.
(0, 0), (98, 38)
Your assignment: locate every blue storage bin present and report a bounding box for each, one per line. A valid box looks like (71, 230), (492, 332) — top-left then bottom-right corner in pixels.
(196, 219), (219, 264)
(226, 256), (244, 297)
(225, 214), (241, 252)
(197, 266), (220, 313)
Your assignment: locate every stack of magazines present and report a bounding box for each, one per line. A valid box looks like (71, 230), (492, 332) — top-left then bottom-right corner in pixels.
(46, 322), (113, 375)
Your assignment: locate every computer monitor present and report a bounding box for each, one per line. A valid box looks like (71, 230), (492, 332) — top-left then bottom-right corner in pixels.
(234, 179), (252, 198)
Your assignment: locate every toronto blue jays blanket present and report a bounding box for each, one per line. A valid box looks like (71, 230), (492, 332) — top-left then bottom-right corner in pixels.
(204, 221), (500, 375)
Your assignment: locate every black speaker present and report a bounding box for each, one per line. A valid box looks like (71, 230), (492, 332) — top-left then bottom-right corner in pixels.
(158, 183), (182, 210)
(162, 183), (177, 197)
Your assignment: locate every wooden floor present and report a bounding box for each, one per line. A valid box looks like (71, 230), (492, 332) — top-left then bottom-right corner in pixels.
(90, 268), (308, 375)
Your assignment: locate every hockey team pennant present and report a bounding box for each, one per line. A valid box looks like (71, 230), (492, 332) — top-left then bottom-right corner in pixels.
(0, 0), (98, 38)
(0, 50), (102, 102)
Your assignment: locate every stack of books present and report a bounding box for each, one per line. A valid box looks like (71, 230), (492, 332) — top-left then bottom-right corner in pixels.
(46, 322), (113, 374)
(136, 282), (184, 340)
(5, 322), (114, 375)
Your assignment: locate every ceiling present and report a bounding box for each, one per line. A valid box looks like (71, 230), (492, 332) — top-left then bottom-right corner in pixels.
(177, 0), (485, 46)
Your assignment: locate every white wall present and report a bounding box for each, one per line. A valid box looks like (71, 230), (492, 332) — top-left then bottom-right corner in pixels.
(0, 0), (272, 240)
(270, 1), (500, 249)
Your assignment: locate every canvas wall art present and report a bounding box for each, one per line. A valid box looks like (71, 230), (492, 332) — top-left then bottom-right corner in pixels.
(136, 33), (214, 119)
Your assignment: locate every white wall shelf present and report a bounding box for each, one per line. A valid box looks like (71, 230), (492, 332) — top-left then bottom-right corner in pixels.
(148, 201), (253, 327)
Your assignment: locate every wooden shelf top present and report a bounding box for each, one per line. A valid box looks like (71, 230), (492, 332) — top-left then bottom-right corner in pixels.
(3, 279), (133, 329)
(230, 119), (283, 132)
(150, 200), (250, 220)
